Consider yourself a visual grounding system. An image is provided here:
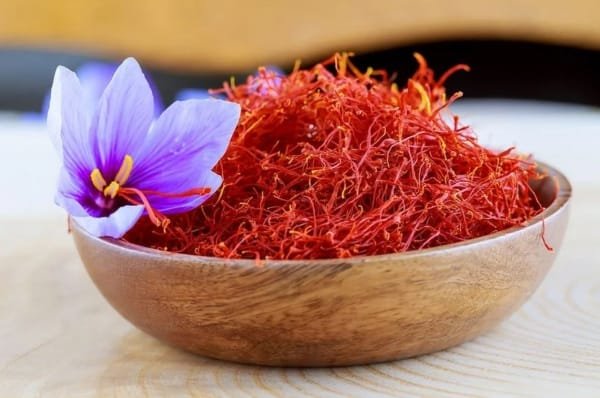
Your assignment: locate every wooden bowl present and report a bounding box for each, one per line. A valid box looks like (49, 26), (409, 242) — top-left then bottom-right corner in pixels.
(72, 161), (571, 367)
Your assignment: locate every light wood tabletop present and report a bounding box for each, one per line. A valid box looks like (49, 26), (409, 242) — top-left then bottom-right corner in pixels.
(1, 100), (599, 396)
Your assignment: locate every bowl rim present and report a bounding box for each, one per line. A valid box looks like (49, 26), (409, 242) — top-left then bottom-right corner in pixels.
(72, 160), (572, 267)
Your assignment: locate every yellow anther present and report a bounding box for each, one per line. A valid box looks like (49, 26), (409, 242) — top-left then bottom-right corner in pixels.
(90, 169), (107, 192)
(293, 59), (302, 73)
(90, 154), (134, 199)
(336, 52), (348, 76)
(439, 138), (447, 159)
(114, 154), (134, 185)
(412, 81), (432, 115)
(413, 52), (427, 69)
(103, 181), (120, 199)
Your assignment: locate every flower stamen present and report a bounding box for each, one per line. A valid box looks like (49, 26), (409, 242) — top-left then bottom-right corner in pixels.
(412, 81), (431, 115)
(88, 153), (209, 232)
(90, 154), (134, 198)
(103, 181), (120, 199)
(119, 186), (168, 228)
(90, 169), (107, 191)
(114, 154), (133, 185)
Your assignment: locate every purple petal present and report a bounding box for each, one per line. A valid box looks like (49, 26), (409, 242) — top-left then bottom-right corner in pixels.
(47, 66), (95, 176)
(264, 65), (284, 75)
(40, 61), (163, 120)
(130, 98), (239, 184)
(72, 204), (145, 238)
(175, 89), (222, 101)
(55, 167), (110, 218)
(149, 83), (165, 117)
(149, 170), (222, 214)
(77, 62), (163, 116)
(22, 111), (46, 122)
(252, 65), (284, 94)
(76, 62), (117, 113)
(90, 58), (154, 177)
(128, 99), (239, 214)
(56, 191), (144, 238)
(55, 167), (89, 217)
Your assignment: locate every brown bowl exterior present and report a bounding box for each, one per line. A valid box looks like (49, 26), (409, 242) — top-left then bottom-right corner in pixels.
(72, 164), (571, 367)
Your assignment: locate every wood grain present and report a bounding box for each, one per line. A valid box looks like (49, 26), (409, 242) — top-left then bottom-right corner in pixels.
(0, 0), (599, 72)
(69, 170), (569, 367)
(1, 186), (599, 396)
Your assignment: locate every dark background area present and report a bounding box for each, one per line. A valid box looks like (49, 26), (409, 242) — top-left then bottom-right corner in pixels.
(1, 39), (599, 112)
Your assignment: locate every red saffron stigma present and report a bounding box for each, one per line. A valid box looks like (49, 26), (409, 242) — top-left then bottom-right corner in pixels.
(119, 187), (210, 231)
(125, 53), (548, 260)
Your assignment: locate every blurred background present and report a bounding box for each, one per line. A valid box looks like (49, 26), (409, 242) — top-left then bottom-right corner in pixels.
(2, 3), (599, 395)
(0, 0), (598, 219)
(1, 0), (600, 108)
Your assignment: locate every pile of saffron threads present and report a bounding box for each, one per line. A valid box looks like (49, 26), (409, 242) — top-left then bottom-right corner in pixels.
(126, 53), (546, 260)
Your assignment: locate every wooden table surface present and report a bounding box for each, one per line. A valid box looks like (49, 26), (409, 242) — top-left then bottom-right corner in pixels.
(1, 101), (599, 396)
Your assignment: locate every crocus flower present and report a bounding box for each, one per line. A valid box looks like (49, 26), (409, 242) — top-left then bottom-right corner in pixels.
(73, 62), (165, 116)
(48, 58), (240, 238)
(27, 61), (164, 122)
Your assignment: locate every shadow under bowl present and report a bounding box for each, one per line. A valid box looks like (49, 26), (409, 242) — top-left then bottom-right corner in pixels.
(72, 161), (571, 367)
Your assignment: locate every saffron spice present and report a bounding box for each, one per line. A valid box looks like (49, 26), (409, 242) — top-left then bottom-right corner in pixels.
(125, 53), (546, 259)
